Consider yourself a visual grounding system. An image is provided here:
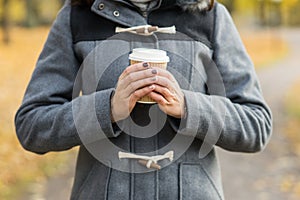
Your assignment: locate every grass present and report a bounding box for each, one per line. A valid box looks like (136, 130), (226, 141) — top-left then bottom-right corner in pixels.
(0, 26), (289, 199)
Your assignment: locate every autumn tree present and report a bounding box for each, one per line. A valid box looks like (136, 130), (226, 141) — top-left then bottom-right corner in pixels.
(24, 0), (40, 27)
(221, 0), (235, 13)
(1, 0), (10, 44)
(257, 0), (267, 25)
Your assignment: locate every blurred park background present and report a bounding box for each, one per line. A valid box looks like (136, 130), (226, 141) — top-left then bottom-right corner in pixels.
(0, 0), (300, 199)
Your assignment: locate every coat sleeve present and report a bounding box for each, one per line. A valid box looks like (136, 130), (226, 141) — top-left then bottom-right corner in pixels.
(15, 4), (119, 154)
(172, 3), (272, 153)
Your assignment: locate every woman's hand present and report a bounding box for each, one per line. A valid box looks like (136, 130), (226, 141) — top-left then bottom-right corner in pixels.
(148, 68), (186, 119)
(111, 62), (158, 122)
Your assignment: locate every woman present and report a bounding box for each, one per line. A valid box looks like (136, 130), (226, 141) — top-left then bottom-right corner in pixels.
(15, 0), (272, 199)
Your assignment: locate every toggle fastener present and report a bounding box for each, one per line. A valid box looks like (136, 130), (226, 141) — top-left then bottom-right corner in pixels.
(118, 150), (174, 170)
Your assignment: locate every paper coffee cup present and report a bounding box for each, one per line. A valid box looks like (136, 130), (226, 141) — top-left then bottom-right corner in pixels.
(129, 48), (169, 104)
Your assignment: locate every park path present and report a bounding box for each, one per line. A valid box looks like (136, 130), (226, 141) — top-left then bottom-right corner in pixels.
(20, 28), (300, 200)
(218, 28), (300, 200)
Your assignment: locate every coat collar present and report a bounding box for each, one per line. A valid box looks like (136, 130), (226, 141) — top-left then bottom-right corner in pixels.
(176, 0), (214, 11)
(119, 0), (213, 11)
(90, 0), (213, 27)
(91, 0), (148, 27)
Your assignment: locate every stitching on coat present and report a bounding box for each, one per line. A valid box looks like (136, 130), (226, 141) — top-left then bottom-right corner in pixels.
(74, 162), (97, 200)
(179, 162), (223, 200)
(74, 160), (112, 200)
(211, 2), (218, 56)
(105, 161), (112, 200)
(190, 41), (195, 88)
(178, 162), (183, 200)
(199, 164), (223, 200)
(130, 115), (134, 200)
(155, 126), (159, 200)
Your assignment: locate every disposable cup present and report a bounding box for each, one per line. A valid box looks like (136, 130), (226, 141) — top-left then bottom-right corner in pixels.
(129, 48), (169, 103)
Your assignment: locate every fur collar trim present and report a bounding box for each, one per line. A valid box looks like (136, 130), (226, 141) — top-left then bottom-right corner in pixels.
(176, 0), (214, 11)
(123, 0), (214, 12)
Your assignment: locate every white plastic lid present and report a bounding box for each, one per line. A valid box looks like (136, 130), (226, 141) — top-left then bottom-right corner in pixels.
(129, 48), (170, 63)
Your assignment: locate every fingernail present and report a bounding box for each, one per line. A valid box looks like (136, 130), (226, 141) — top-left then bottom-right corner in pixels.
(143, 62), (149, 67)
(149, 85), (155, 89)
(151, 77), (157, 81)
(152, 69), (157, 74)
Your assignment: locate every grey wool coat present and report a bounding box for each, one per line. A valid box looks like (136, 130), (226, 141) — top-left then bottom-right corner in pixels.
(15, 0), (272, 199)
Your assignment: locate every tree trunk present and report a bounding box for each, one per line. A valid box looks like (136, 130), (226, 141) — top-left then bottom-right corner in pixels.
(25, 0), (33, 27)
(24, 0), (40, 27)
(258, 0), (267, 26)
(2, 0), (10, 44)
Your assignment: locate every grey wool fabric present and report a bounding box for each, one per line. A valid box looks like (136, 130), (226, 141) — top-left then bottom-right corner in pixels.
(15, 0), (272, 199)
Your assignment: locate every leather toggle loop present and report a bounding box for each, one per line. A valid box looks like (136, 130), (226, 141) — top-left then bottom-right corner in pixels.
(115, 25), (176, 36)
(118, 150), (174, 170)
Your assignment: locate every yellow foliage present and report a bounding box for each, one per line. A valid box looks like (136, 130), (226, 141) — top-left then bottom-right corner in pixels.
(280, 175), (300, 198)
(280, 175), (294, 193)
(8, 0), (26, 23)
(240, 30), (289, 69)
(285, 79), (300, 118)
(0, 27), (76, 200)
(282, 0), (299, 7)
(294, 182), (300, 198)
(285, 83), (300, 158)
(284, 79), (300, 198)
(0, 0), (62, 24)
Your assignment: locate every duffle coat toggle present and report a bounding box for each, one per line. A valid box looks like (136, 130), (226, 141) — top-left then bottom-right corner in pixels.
(118, 150), (174, 170)
(115, 25), (176, 36)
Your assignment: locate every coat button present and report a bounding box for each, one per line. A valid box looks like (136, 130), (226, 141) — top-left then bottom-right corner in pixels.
(113, 10), (120, 17)
(98, 3), (105, 10)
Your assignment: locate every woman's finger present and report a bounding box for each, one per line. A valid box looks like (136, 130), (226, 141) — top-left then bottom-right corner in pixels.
(124, 76), (158, 97)
(151, 84), (175, 102)
(130, 85), (156, 103)
(151, 67), (177, 83)
(153, 75), (173, 89)
(148, 90), (169, 105)
(119, 62), (150, 80)
(121, 68), (158, 89)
